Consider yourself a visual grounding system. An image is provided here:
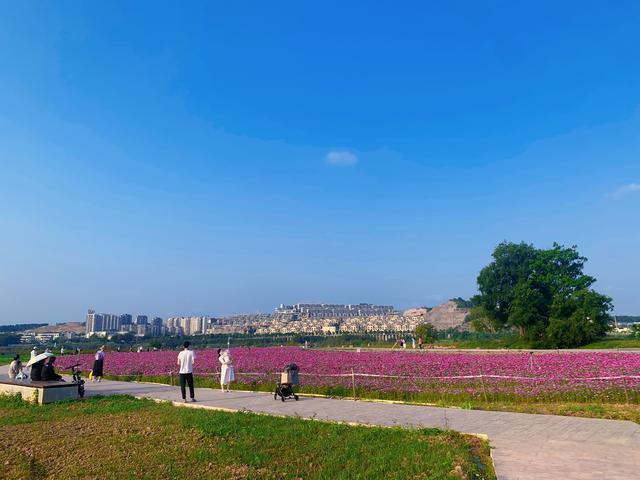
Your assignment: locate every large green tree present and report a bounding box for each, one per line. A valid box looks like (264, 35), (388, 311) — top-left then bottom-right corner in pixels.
(414, 323), (437, 343)
(470, 242), (612, 347)
(546, 289), (612, 347)
(474, 242), (538, 331)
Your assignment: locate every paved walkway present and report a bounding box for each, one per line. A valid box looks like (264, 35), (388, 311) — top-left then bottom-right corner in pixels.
(2, 364), (638, 480)
(83, 378), (639, 480)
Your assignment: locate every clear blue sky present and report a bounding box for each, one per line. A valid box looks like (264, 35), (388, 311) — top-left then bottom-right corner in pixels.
(1, 2), (639, 324)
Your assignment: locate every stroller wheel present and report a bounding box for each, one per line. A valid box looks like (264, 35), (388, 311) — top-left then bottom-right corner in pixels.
(294, 395), (299, 401)
(281, 396), (286, 402)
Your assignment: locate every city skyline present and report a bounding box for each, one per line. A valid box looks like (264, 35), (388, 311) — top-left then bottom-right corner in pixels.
(1, 2), (640, 324)
(80, 302), (447, 338)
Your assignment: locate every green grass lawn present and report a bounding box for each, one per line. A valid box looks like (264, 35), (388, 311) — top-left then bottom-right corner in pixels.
(391, 335), (640, 350)
(473, 400), (640, 423)
(579, 337), (640, 349)
(0, 350), (33, 365)
(433, 335), (639, 350)
(0, 354), (14, 365)
(0, 394), (494, 480)
(433, 336), (533, 349)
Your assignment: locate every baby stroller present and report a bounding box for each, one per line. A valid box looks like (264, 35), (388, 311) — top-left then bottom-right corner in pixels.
(274, 363), (299, 402)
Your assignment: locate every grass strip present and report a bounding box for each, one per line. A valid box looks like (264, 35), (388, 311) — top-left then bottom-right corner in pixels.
(0, 394), (494, 480)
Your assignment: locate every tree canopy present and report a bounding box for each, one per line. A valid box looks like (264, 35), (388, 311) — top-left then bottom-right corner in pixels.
(450, 297), (478, 309)
(470, 242), (612, 347)
(0, 323), (47, 333)
(414, 323), (437, 343)
(0, 334), (21, 347)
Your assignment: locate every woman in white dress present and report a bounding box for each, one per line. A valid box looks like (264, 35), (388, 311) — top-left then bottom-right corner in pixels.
(218, 349), (235, 392)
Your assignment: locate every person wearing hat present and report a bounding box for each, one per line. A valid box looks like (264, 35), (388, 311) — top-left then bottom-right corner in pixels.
(30, 346), (38, 360)
(26, 351), (54, 381)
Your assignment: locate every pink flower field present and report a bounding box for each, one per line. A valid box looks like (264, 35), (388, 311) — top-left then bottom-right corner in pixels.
(57, 347), (640, 401)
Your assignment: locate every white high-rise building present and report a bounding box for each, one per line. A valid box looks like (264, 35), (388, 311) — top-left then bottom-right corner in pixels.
(86, 309), (103, 335)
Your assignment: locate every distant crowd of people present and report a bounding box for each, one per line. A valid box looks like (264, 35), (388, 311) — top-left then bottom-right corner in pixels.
(395, 337), (425, 349)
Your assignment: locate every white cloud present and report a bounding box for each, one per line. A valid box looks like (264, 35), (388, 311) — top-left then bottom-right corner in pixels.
(610, 183), (640, 197)
(325, 150), (358, 166)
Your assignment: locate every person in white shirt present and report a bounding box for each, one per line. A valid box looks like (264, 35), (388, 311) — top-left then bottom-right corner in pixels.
(30, 347), (38, 360)
(177, 341), (196, 402)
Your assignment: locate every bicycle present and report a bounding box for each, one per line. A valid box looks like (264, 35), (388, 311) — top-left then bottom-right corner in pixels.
(65, 363), (86, 398)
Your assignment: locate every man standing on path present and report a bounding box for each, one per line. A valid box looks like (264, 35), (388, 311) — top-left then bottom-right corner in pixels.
(177, 341), (196, 403)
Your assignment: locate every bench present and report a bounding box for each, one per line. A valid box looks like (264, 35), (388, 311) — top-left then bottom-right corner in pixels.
(0, 377), (80, 404)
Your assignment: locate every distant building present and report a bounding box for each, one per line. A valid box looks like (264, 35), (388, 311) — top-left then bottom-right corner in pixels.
(274, 304), (300, 320)
(179, 317), (190, 335)
(86, 309), (125, 335)
(151, 317), (164, 336)
(275, 303), (397, 320)
(136, 324), (149, 337)
(102, 313), (121, 332)
(86, 310), (103, 335)
(165, 317), (176, 335)
(22, 333), (54, 343)
(165, 316), (211, 336)
(86, 310), (161, 336)
(189, 317), (203, 335)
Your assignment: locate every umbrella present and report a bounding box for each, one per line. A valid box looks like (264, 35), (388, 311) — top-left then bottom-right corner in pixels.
(26, 352), (54, 367)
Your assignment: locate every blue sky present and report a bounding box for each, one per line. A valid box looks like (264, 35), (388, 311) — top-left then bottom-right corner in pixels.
(1, 2), (639, 324)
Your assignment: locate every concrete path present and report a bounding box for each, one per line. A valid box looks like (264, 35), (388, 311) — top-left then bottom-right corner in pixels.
(81, 378), (640, 480)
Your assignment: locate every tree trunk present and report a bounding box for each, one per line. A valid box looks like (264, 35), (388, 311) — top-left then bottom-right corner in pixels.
(518, 326), (525, 337)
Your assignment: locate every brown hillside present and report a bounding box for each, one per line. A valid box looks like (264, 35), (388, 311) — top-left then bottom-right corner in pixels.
(424, 301), (470, 331)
